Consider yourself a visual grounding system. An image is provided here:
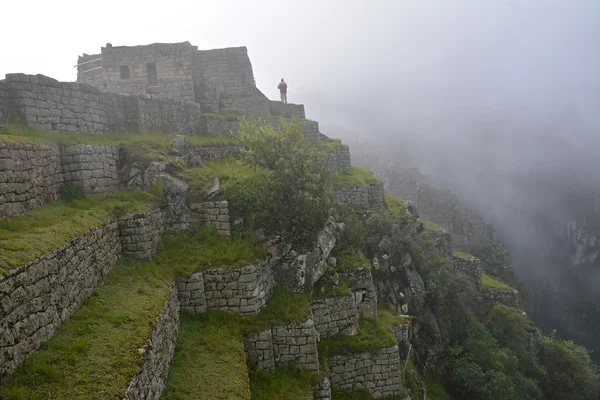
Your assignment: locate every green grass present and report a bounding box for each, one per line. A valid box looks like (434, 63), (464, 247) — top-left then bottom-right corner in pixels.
(255, 285), (312, 328)
(334, 249), (371, 271)
(0, 190), (157, 274)
(385, 192), (405, 214)
(316, 137), (344, 153)
(426, 380), (454, 400)
(481, 273), (514, 291)
(422, 219), (445, 232)
(1, 257), (174, 400)
(335, 166), (381, 187)
(155, 228), (266, 275)
(162, 312), (252, 400)
(319, 309), (405, 358)
(181, 158), (271, 202)
(249, 366), (318, 400)
(453, 250), (474, 259)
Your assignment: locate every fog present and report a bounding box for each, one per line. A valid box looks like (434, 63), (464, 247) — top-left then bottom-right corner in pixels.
(2, 0), (599, 352)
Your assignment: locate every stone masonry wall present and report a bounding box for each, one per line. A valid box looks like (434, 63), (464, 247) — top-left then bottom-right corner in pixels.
(368, 182), (386, 210)
(0, 82), (8, 124)
(243, 329), (275, 371)
(474, 289), (520, 316)
(178, 262), (274, 316)
(327, 346), (402, 398)
(190, 200), (230, 237)
(219, 96), (270, 117)
(60, 144), (119, 195)
(451, 256), (482, 286)
(124, 284), (180, 400)
(335, 146), (352, 169)
(204, 116), (321, 142)
(335, 186), (369, 208)
(0, 221), (121, 382)
(0, 141), (63, 219)
(310, 295), (359, 338)
(177, 272), (206, 313)
(192, 144), (241, 161)
(340, 268), (378, 320)
(193, 47), (256, 96)
(268, 101), (306, 119)
(137, 96), (205, 135)
(271, 319), (320, 372)
(313, 377), (332, 400)
(117, 208), (165, 260)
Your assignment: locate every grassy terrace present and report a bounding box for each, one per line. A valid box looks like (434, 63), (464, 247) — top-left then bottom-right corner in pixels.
(453, 250), (474, 259)
(181, 158), (271, 203)
(481, 273), (514, 291)
(318, 309), (410, 359)
(385, 192), (405, 214)
(1, 257), (174, 400)
(0, 190), (157, 274)
(334, 248), (371, 271)
(162, 312), (252, 400)
(249, 366), (317, 400)
(422, 219), (445, 232)
(335, 166), (381, 187)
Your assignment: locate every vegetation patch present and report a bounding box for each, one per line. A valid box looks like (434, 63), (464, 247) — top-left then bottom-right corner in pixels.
(254, 285), (312, 328)
(335, 166), (381, 187)
(1, 257), (174, 400)
(422, 219), (445, 232)
(453, 250), (474, 259)
(313, 277), (353, 300)
(384, 192), (405, 214)
(181, 158), (271, 203)
(0, 189), (157, 274)
(334, 248), (371, 271)
(426, 380), (454, 400)
(319, 309), (404, 358)
(155, 228), (266, 275)
(481, 273), (514, 291)
(162, 312), (252, 400)
(249, 366), (318, 400)
(316, 137), (344, 153)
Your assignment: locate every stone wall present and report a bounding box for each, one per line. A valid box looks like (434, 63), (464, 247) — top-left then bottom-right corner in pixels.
(124, 284), (180, 400)
(334, 182), (385, 209)
(327, 346), (402, 398)
(0, 221), (121, 382)
(0, 141), (63, 219)
(78, 42), (195, 102)
(243, 319), (320, 373)
(117, 208), (165, 260)
(190, 200), (230, 237)
(192, 144), (241, 161)
(4, 73), (135, 133)
(178, 262), (274, 316)
(137, 96), (205, 134)
(60, 144), (119, 195)
(340, 268), (378, 320)
(243, 329), (275, 371)
(335, 146), (352, 169)
(474, 289), (520, 316)
(0, 82), (8, 123)
(451, 256), (482, 286)
(193, 47), (256, 96)
(268, 101), (306, 119)
(392, 323), (411, 367)
(313, 377), (332, 400)
(310, 295), (359, 338)
(204, 116), (321, 142)
(271, 319), (320, 372)
(219, 96), (270, 117)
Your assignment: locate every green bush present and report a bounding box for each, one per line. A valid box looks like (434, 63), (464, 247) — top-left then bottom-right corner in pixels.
(58, 182), (86, 202)
(232, 117), (331, 245)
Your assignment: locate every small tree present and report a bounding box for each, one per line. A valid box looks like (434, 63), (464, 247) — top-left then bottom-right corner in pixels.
(232, 117), (331, 244)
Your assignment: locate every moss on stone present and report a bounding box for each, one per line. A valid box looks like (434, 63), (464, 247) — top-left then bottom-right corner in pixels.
(335, 166), (381, 187)
(481, 273), (514, 291)
(0, 190), (157, 274)
(162, 311), (252, 400)
(1, 256), (174, 400)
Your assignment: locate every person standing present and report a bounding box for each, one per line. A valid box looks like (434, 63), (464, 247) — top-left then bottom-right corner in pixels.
(277, 78), (288, 103)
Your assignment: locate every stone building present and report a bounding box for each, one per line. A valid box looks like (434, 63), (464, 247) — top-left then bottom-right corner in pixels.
(76, 41), (259, 108)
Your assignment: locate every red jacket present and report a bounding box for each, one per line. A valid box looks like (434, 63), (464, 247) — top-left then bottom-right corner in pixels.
(278, 82), (287, 93)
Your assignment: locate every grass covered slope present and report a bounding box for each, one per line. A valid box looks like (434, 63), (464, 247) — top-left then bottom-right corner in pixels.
(249, 366), (317, 400)
(1, 257), (174, 400)
(481, 273), (514, 291)
(335, 166), (381, 187)
(0, 190), (156, 274)
(162, 312), (252, 400)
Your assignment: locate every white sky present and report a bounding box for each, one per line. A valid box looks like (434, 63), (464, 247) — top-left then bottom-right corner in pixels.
(1, 0), (598, 138)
